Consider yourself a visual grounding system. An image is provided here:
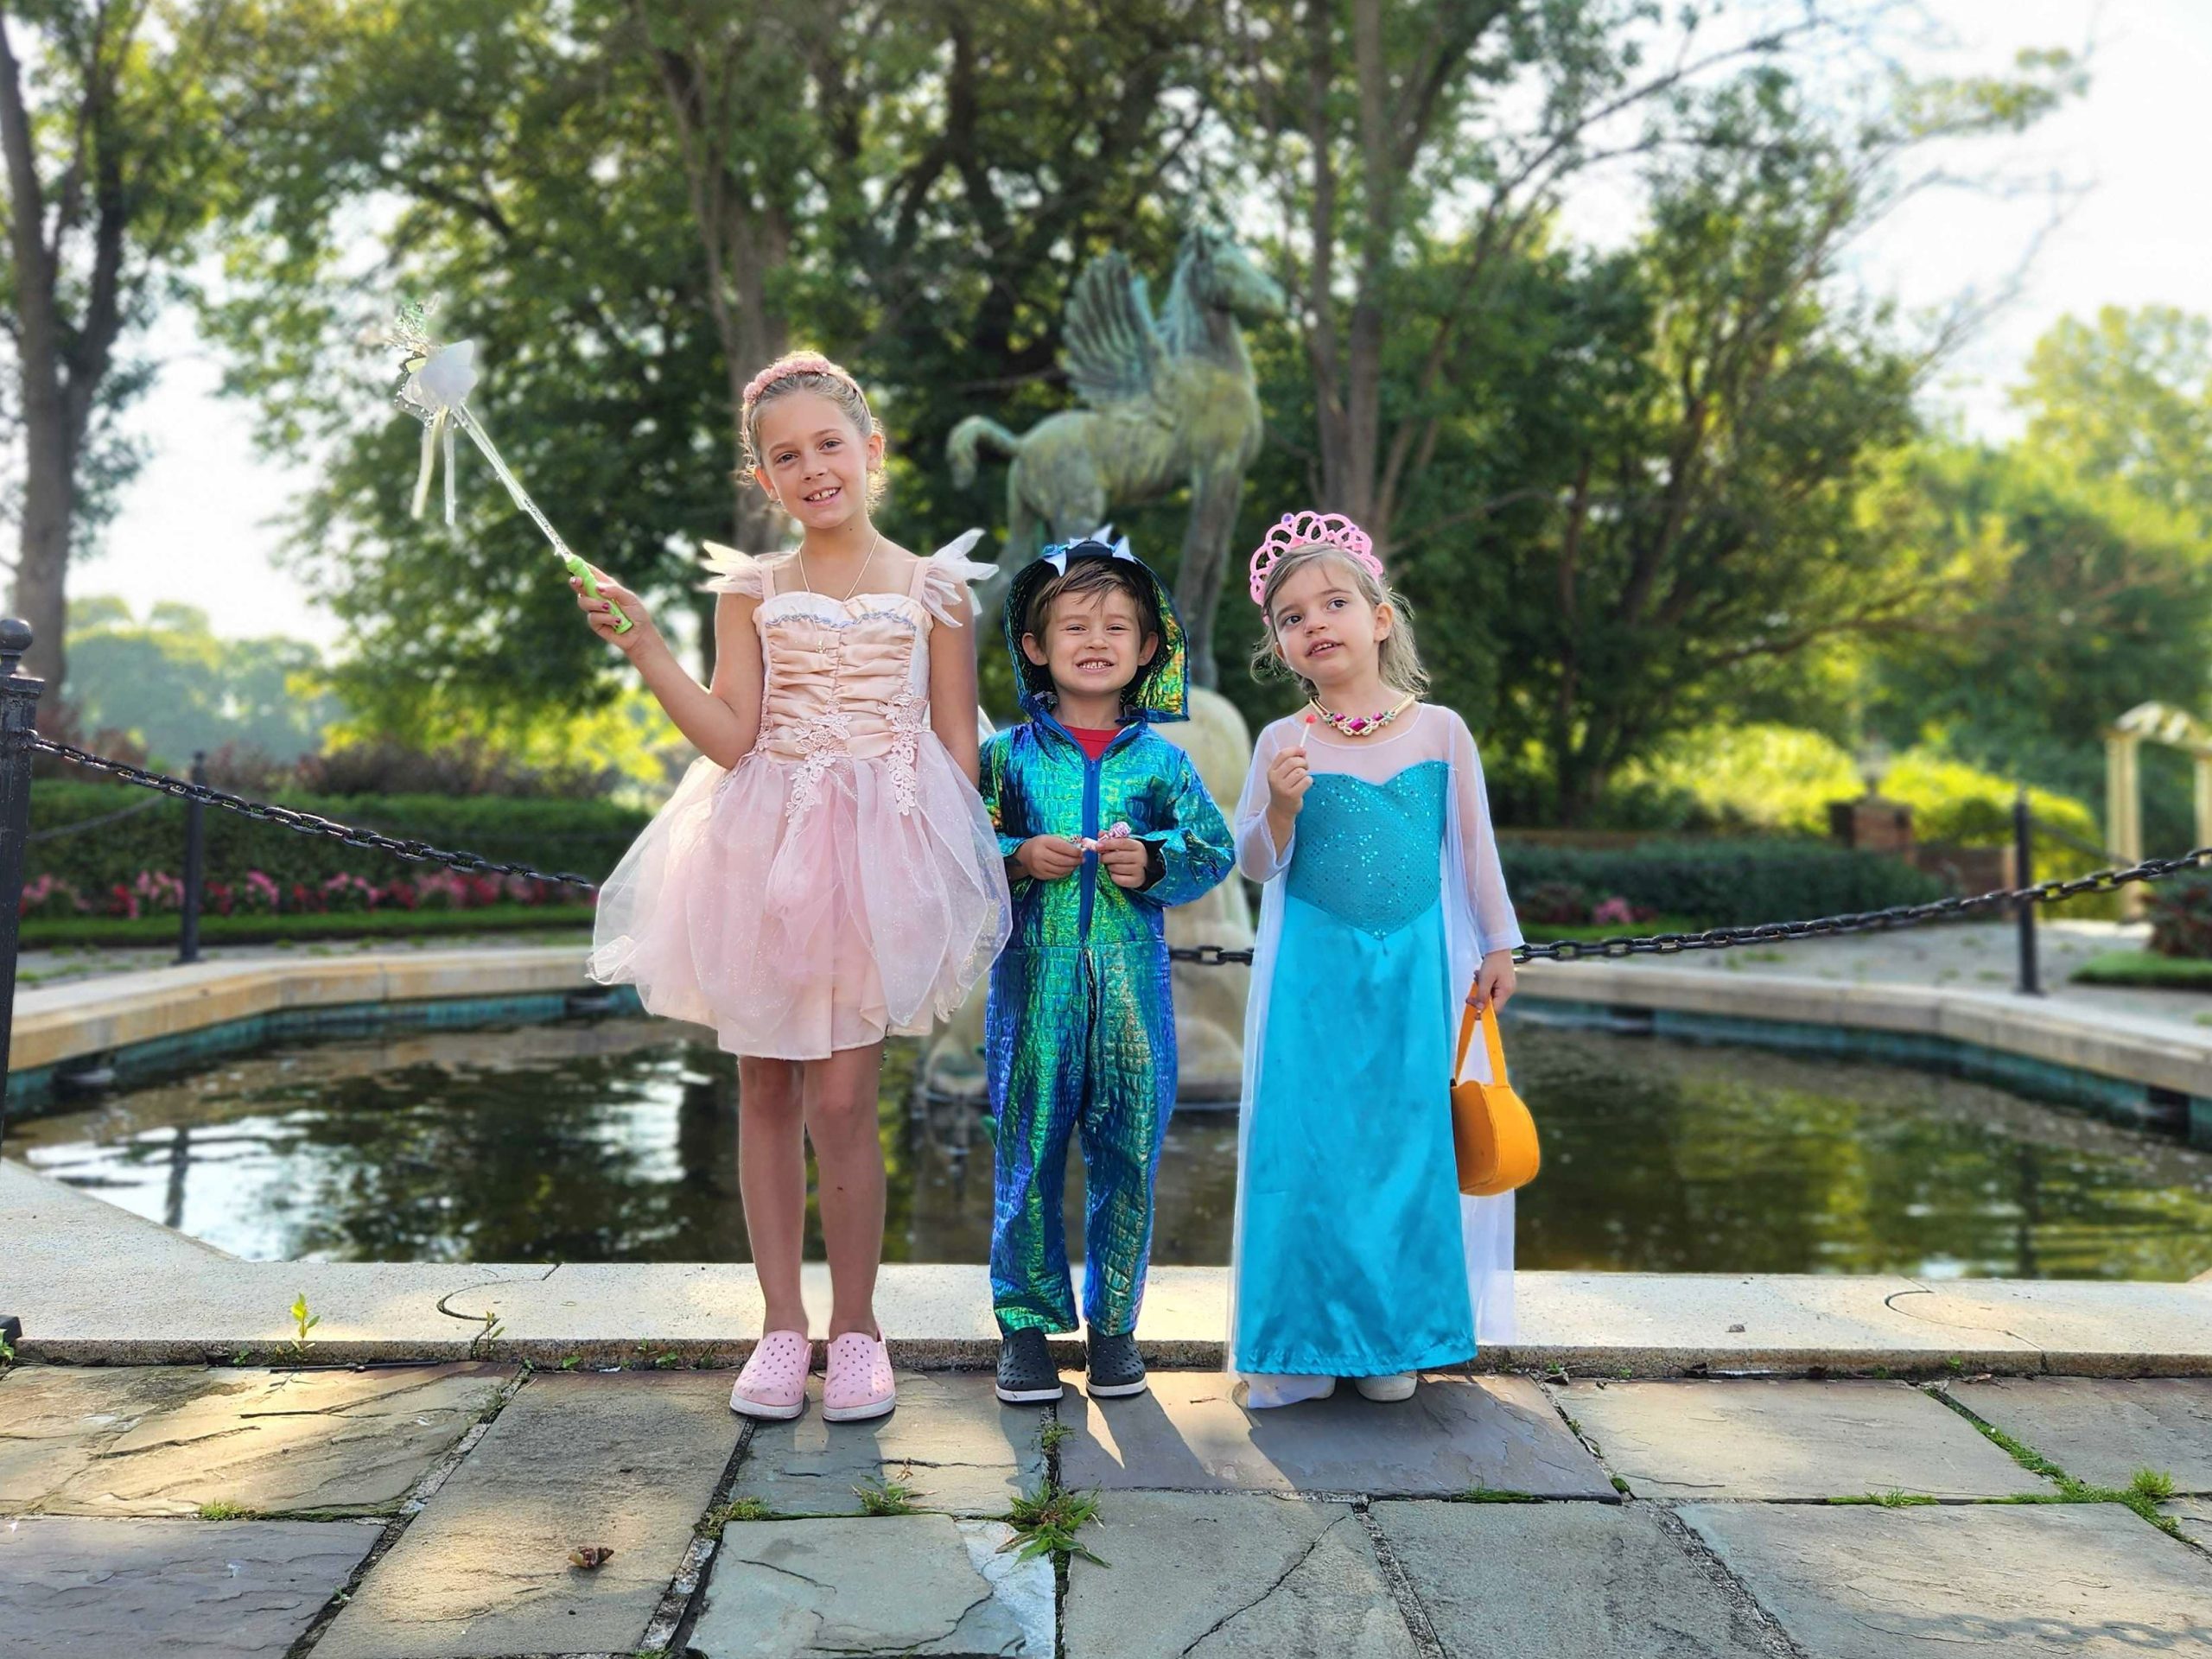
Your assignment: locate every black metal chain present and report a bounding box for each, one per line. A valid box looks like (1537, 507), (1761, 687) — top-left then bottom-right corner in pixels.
(23, 736), (601, 890)
(22, 734), (2209, 963)
(1172, 842), (2212, 967)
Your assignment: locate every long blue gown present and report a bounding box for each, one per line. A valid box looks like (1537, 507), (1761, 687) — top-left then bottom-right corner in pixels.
(1232, 760), (1476, 1376)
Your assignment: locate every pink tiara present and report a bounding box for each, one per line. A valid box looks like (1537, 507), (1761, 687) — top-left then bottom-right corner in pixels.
(1248, 511), (1381, 605)
(741, 352), (859, 408)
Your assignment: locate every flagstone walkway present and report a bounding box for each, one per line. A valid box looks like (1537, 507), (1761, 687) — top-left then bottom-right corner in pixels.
(3, 1360), (2208, 1657)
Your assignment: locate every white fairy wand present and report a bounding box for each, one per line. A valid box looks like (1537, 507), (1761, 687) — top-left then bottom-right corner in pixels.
(380, 300), (632, 633)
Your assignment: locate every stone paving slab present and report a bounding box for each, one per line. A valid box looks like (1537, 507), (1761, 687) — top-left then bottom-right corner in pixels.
(733, 1371), (1046, 1516)
(1948, 1376), (2212, 1493)
(2174, 1498), (2211, 1549)
(691, 1516), (1052, 1656)
(314, 1372), (736, 1659)
(1559, 1379), (2050, 1499)
(1063, 1491), (1418, 1656)
(0, 1365), (221, 1510)
(1371, 1500), (1775, 1658)
(1, 1363), (506, 1517)
(1058, 1370), (1611, 1497)
(0, 1515), (378, 1659)
(1678, 1501), (2212, 1656)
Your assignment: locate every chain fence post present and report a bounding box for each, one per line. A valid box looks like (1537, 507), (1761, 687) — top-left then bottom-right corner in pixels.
(2013, 788), (2041, 996)
(0, 620), (43, 1353)
(177, 751), (206, 965)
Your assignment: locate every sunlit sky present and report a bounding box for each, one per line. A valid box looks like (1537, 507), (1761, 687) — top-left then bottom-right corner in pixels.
(81, 1), (2206, 650)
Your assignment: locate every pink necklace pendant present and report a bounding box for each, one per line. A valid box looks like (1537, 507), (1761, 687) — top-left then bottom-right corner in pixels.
(1309, 694), (1414, 738)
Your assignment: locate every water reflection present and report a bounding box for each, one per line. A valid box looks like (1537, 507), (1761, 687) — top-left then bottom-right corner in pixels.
(12, 1017), (2211, 1279)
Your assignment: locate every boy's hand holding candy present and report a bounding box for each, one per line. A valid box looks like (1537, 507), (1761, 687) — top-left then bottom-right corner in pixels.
(1096, 830), (1150, 889)
(1016, 835), (1085, 881)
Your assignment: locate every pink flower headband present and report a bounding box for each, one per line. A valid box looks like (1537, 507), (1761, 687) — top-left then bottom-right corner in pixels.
(1248, 511), (1382, 606)
(741, 352), (864, 409)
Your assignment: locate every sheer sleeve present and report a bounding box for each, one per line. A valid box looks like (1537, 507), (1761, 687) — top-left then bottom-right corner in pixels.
(698, 543), (766, 598)
(1235, 719), (1294, 882)
(915, 528), (995, 628)
(1447, 710), (1523, 957)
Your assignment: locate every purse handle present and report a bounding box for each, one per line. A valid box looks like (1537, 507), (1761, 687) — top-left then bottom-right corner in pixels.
(1453, 995), (1510, 1087)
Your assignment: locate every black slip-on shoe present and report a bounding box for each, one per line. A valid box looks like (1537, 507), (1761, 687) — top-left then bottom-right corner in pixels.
(1084, 1330), (1148, 1398)
(995, 1328), (1065, 1404)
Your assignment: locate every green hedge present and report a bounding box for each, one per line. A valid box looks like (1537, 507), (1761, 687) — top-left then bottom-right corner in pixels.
(1498, 838), (1945, 931)
(27, 782), (650, 894)
(2071, 949), (2212, 991)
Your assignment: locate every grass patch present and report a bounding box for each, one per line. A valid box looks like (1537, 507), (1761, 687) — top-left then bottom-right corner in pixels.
(855, 1476), (921, 1516)
(196, 1500), (254, 1520)
(1829, 1490), (1937, 1508)
(1002, 1483), (1104, 1567)
(2070, 950), (2212, 992)
(696, 1497), (772, 1536)
(20, 903), (598, 950)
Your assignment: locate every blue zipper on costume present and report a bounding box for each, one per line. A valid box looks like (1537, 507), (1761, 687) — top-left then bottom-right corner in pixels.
(1042, 713), (1142, 944)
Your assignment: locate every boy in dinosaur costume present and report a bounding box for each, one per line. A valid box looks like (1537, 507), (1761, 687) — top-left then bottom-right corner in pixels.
(981, 532), (1233, 1404)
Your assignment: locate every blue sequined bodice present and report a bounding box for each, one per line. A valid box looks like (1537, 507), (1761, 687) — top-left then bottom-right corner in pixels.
(1284, 761), (1446, 938)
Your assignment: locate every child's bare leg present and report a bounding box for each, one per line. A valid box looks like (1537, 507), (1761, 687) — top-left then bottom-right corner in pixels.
(738, 1055), (809, 1335)
(804, 1041), (887, 1342)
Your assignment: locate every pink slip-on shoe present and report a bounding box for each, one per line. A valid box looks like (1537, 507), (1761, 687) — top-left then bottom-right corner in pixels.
(730, 1330), (811, 1420)
(822, 1332), (897, 1422)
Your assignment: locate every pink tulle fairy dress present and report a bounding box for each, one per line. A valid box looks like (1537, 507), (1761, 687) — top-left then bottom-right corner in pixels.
(588, 531), (1013, 1059)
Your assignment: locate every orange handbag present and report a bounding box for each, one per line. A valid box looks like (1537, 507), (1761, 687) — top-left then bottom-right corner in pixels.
(1450, 1002), (1540, 1196)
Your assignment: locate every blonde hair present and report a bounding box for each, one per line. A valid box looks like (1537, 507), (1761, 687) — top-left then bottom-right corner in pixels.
(1250, 544), (1430, 700)
(738, 352), (887, 506)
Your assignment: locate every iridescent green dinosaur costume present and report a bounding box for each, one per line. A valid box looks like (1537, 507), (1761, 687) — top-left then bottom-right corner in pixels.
(981, 537), (1233, 1337)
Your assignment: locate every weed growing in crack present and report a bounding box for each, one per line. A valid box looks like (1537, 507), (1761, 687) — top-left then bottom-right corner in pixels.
(1829, 1491), (1936, 1509)
(855, 1476), (921, 1516)
(1039, 1420), (1071, 1455)
(197, 1500), (254, 1520)
(696, 1498), (772, 1537)
(286, 1293), (320, 1360)
(1002, 1483), (1104, 1567)
(468, 1311), (504, 1357)
(1452, 1488), (1540, 1503)
(2131, 1468), (2177, 1502)
(1935, 1391), (2187, 1538)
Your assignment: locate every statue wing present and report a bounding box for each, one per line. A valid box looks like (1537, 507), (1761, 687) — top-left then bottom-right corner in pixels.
(1063, 251), (1163, 409)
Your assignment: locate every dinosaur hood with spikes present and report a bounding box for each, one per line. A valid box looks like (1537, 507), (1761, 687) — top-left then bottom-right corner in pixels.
(1001, 530), (1189, 724)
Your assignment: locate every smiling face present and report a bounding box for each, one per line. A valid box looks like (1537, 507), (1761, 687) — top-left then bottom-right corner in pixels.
(748, 389), (882, 531)
(1265, 552), (1393, 693)
(1022, 582), (1159, 709)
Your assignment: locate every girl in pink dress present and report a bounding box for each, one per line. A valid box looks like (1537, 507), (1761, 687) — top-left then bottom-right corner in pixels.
(575, 353), (1011, 1423)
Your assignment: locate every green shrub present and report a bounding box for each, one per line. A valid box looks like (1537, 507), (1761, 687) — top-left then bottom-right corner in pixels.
(2148, 874), (2212, 960)
(26, 782), (648, 896)
(1501, 840), (1944, 931)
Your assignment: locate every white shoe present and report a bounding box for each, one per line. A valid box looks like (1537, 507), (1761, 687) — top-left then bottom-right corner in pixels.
(1354, 1373), (1417, 1402)
(1235, 1375), (1338, 1410)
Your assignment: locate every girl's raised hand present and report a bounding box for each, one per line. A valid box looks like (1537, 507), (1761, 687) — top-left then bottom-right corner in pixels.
(572, 567), (660, 658)
(1265, 744), (1312, 817)
(1468, 950), (1517, 1014)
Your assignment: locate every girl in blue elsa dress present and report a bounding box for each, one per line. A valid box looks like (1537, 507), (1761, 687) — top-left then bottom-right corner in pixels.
(1230, 512), (1523, 1408)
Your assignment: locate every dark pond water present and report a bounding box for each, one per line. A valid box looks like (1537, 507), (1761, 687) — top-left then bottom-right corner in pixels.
(12, 1015), (2212, 1280)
